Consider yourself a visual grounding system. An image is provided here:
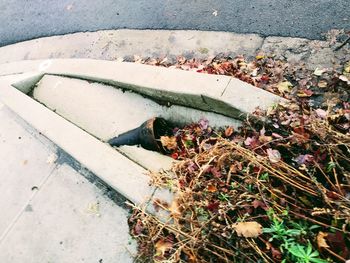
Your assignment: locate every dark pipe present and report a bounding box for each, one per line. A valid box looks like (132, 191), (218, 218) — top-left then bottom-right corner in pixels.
(107, 126), (140, 147)
(107, 117), (173, 153)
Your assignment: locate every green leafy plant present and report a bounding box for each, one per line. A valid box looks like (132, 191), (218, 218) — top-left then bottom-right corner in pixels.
(287, 243), (327, 263)
(259, 172), (269, 181)
(289, 221), (320, 236)
(263, 218), (302, 242)
(247, 184), (253, 192)
(195, 207), (209, 221)
(326, 161), (336, 173)
(263, 210), (325, 262)
(218, 193), (230, 202)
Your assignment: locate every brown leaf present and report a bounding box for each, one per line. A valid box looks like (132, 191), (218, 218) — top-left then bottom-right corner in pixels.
(183, 249), (198, 263)
(232, 221), (263, 238)
(133, 219), (143, 236)
(224, 126), (234, 137)
(252, 200), (268, 211)
(297, 89), (313, 97)
(155, 239), (173, 257)
(169, 198), (181, 218)
(317, 80), (328, 88)
(160, 136), (177, 150)
(207, 184), (217, 193)
(317, 232), (329, 248)
(271, 246), (282, 260)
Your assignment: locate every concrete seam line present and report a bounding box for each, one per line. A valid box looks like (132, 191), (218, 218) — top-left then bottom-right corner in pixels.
(0, 162), (59, 244)
(220, 77), (232, 97)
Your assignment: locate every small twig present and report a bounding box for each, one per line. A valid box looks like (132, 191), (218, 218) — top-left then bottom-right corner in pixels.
(334, 36), (350, 51)
(290, 210), (349, 234)
(330, 154), (343, 195)
(324, 247), (347, 262)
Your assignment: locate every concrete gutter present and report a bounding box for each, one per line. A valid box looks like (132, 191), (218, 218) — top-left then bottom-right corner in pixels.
(0, 59), (284, 219)
(32, 74), (243, 173)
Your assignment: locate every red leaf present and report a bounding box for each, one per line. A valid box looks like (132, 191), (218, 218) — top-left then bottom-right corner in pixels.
(171, 152), (179, 159)
(252, 200), (268, 211)
(326, 190), (340, 200)
(207, 202), (220, 212)
(210, 167), (222, 178)
(271, 246), (282, 260)
(261, 75), (270, 82)
(326, 231), (350, 258)
(133, 219), (143, 235)
(297, 89), (313, 97)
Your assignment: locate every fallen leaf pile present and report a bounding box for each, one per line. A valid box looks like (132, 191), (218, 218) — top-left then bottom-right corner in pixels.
(128, 56), (350, 262)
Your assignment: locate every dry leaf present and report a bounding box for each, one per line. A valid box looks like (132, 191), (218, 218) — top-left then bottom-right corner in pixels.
(317, 80), (328, 88)
(155, 239), (173, 257)
(267, 148), (281, 163)
(297, 89), (313, 97)
(224, 126), (234, 137)
(133, 219), (143, 236)
(317, 232), (329, 248)
(232, 221), (263, 238)
(277, 81), (293, 94)
(160, 136), (177, 150)
(345, 61), (350, 73)
(169, 198), (181, 218)
(339, 75), (350, 84)
(207, 184), (217, 193)
(315, 109), (327, 119)
(314, 68), (325, 76)
(183, 249), (197, 263)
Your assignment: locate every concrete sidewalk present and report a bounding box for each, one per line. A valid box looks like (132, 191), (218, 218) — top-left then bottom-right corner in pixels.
(0, 102), (136, 262)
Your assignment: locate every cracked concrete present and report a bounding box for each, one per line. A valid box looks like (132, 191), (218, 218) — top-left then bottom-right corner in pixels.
(260, 36), (350, 70)
(0, 29), (348, 72)
(0, 30), (264, 64)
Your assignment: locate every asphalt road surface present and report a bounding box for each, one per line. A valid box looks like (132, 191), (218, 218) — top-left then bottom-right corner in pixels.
(0, 0), (349, 46)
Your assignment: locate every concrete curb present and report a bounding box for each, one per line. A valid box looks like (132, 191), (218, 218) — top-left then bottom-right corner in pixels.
(0, 73), (174, 219)
(0, 75), (153, 204)
(0, 59), (284, 120)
